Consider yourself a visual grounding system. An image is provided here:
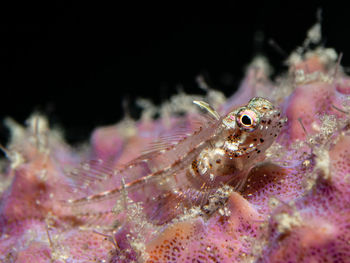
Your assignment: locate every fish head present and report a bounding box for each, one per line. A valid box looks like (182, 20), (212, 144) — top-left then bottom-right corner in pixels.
(222, 97), (287, 158)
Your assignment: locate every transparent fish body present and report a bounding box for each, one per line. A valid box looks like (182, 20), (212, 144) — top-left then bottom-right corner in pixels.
(65, 97), (286, 223)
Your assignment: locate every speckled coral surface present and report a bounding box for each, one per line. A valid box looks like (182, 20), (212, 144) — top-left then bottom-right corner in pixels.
(1, 40), (350, 263)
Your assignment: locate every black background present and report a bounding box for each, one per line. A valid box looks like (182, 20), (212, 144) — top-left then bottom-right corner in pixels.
(0, 2), (347, 145)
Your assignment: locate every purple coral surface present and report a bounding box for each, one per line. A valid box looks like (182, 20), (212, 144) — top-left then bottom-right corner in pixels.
(1, 29), (350, 262)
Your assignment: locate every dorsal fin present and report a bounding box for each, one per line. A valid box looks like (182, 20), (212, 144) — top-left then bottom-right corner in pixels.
(64, 159), (115, 191)
(193, 100), (220, 121)
(139, 100), (220, 158)
(140, 122), (191, 156)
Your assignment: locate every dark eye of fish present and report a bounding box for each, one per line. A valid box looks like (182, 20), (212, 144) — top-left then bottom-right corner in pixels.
(236, 109), (259, 131)
(241, 115), (252, 126)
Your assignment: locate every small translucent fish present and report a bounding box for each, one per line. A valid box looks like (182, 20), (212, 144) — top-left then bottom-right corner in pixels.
(64, 97), (286, 224)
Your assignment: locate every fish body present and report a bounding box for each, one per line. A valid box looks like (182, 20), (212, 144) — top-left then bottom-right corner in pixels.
(66, 97), (285, 222)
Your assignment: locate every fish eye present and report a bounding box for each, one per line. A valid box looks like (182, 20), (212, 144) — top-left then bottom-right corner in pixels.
(236, 109), (259, 130)
(241, 115), (252, 125)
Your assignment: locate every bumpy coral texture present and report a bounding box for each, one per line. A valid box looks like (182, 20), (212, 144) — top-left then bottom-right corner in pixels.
(1, 36), (350, 262)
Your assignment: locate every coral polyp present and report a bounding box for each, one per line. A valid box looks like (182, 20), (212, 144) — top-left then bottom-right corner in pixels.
(1, 24), (350, 262)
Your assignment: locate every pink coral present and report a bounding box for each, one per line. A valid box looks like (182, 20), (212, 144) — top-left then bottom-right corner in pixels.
(1, 26), (350, 263)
